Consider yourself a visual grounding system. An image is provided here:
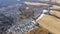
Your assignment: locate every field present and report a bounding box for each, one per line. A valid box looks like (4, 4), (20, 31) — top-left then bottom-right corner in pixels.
(26, 27), (52, 34)
(27, 2), (60, 34)
(26, 10), (60, 34)
(37, 11), (60, 34)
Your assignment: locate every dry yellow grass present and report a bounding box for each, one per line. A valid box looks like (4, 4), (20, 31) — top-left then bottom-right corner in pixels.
(51, 10), (60, 18)
(26, 27), (52, 34)
(37, 14), (60, 34)
(53, 0), (60, 3)
(52, 5), (60, 10)
(25, 1), (60, 34)
(24, 2), (60, 10)
(24, 2), (49, 6)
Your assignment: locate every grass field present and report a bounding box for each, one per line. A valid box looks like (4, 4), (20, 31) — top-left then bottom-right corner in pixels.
(26, 9), (60, 34)
(37, 11), (60, 34)
(25, 0), (60, 34)
(26, 27), (52, 34)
